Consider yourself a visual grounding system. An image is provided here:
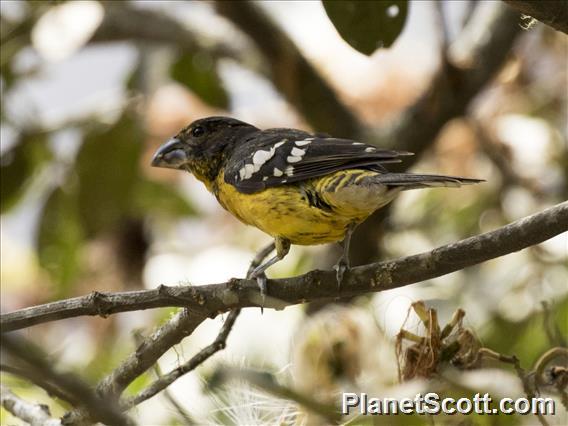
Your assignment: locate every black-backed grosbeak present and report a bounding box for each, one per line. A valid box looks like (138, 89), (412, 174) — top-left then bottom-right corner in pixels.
(152, 117), (482, 295)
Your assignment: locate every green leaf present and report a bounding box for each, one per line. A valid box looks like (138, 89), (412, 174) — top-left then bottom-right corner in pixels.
(0, 132), (51, 213)
(131, 178), (195, 218)
(37, 187), (84, 295)
(124, 371), (152, 397)
(75, 114), (142, 235)
(322, 0), (408, 55)
(170, 52), (229, 108)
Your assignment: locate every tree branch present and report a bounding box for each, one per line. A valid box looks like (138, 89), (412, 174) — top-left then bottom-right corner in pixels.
(1, 385), (62, 426)
(503, 0), (568, 34)
(3, 202), (566, 333)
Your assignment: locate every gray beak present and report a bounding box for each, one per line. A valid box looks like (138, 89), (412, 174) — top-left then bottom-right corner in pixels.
(151, 138), (188, 169)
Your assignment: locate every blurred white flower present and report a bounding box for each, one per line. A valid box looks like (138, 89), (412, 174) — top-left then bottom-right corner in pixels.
(495, 114), (553, 179)
(457, 368), (523, 398)
(32, 1), (104, 62)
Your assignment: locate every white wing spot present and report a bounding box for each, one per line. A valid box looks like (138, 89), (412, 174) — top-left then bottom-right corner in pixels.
(239, 168), (246, 180)
(263, 176), (268, 181)
(287, 156), (302, 163)
(295, 139), (312, 146)
(365, 147), (376, 152)
(285, 166), (294, 176)
(291, 147), (306, 157)
(273, 167), (283, 177)
(274, 139), (287, 148)
(252, 148), (275, 166)
(243, 163), (255, 179)
(353, 142), (364, 145)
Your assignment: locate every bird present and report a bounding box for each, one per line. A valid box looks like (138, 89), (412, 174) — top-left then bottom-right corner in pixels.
(151, 116), (482, 296)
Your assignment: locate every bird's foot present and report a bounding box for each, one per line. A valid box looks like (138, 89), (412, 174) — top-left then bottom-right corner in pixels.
(333, 258), (349, 291)
(249, 270), (267, 313)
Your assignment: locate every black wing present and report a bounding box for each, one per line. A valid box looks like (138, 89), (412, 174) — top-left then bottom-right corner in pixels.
(224, 128), (413, 194)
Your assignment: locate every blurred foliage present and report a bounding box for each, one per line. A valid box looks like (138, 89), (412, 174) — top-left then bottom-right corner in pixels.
(322, 0), (408, 54)
(483, 295), (568, 367)
(24, 113), (195, 295)
(131, 178), (195, 218)
(124, 372), (152, 398)
(38, 187), (84, 295)
(75, 115), (142, 236)
(170, 51), (229, 109)
(0, 132), (51, 212)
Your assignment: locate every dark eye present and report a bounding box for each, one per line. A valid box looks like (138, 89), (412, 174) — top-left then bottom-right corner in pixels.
(191, 126), (205, 138)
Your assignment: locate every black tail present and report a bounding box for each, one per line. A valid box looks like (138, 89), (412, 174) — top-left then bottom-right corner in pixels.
(373, 173), (484, 190)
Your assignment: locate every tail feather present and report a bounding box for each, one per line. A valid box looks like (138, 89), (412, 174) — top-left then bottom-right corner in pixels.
(373, 173), (484, 190)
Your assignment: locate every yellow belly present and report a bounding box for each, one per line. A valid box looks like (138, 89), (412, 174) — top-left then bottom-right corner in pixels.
(210, 170), (396, 245)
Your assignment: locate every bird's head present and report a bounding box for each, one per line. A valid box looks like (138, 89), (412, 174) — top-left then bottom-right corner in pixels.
(151, 116), (257, 184)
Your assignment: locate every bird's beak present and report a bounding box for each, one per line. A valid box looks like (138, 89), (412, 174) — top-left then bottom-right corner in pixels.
(151, 138), (189, 169)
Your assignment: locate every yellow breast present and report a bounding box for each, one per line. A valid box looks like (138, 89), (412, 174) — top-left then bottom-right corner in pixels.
(207, 170), (395, 245)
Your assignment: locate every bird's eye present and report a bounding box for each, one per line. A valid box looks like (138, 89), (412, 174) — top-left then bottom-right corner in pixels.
(191, 126), (205, 138)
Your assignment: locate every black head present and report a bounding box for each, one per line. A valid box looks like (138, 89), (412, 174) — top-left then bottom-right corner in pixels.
(151, 116), (257, 182)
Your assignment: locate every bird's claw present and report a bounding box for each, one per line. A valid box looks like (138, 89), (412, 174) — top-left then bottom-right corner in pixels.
(250, 271), (267, 313)
(333, 258), (349, 291)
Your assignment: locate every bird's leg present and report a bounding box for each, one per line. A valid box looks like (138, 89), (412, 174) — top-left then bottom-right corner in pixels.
(249, 237), (291, 303)
(246, 242), (276, 314)
(246, 242), (276, 279)
(334, 223), (356, 290)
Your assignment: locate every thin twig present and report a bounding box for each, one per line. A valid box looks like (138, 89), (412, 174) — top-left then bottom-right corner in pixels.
(541, 301), (567, 347)
(97, 308), (208, 399)
(533, 347), (568, 411)
(124, 309), (241, 409)
(479, 349), (549, 426)
(132, 331), (196, 425)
